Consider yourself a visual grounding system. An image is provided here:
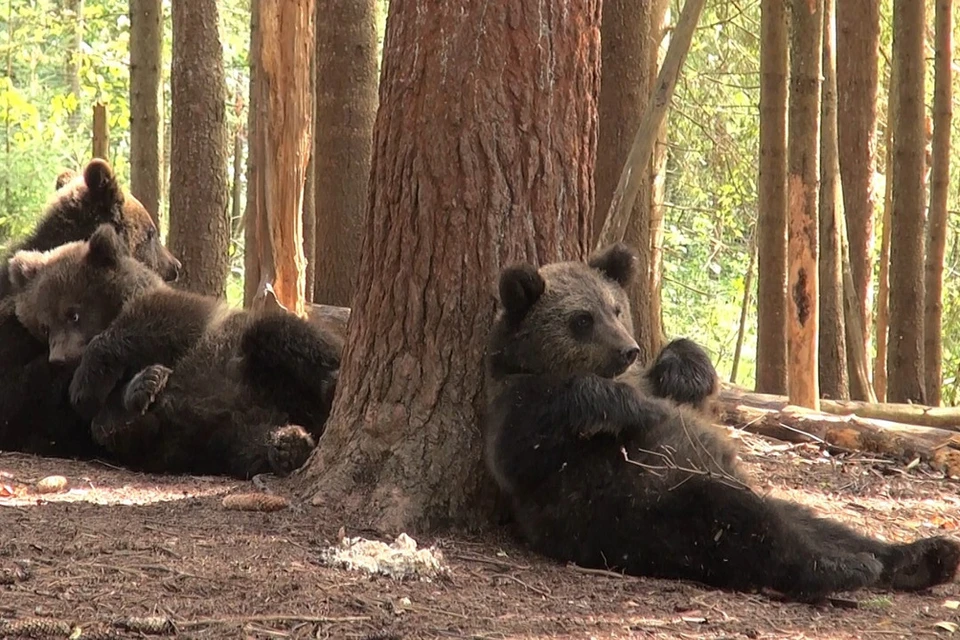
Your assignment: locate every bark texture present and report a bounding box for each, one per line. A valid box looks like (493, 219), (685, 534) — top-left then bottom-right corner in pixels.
(169, 0), (228, 297)
(312, 0), (379, 308)
(129, 0), (163, 224)
(836, 0), (880, 401)
(243, 0), (261, 308)
(786, 0), (823, 410)
(756, 0), (789, 395)
(887, 0), (927, 404)
(298, 0), (600, 533)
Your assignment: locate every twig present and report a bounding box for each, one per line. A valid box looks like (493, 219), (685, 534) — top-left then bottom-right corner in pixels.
(566, 562), (639, 580)
(491, 573), (556, 599)
(180, 614), (370, 629)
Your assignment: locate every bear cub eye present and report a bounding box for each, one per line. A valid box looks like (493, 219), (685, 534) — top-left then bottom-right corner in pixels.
(66, 310), (80, 325)
(569, 311), (594, 336)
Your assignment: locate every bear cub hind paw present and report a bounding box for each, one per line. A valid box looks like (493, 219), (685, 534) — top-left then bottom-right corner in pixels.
(123, 364), (173, 415)
(267, 425), (316, 476)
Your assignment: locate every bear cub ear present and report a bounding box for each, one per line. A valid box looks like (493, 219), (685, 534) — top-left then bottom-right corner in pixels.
(86, 224), (126, 270)
(498, 263), (546, 322)
(55, 169), (78, 191)
(83, 158), (121, 201)
(8, 250), (51, 293)
(588, 242), (638, 288)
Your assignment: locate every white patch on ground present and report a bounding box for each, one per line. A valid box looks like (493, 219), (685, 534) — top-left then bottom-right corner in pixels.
(319, 532), (450, 581)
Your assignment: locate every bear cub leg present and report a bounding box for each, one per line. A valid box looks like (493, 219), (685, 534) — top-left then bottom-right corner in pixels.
(266, 425), (316, 476)
(123, 364), (172, 415)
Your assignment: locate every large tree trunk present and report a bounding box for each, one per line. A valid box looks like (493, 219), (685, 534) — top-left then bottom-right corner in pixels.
(245, 1), (315, 316)
(243, 0), (262, 308)
(168, 0), (228, 297)
(818, 0), (847, 400)
(297, 0), (599, 533)
(312, 0), (379, 308)
(923, 0), (953, 406)
(594, 0), (669, 364)
(129, 0), (163, 224)
(755, 0), (789, 395)
(836, 0), (880, 402)
(887, 0), (927, 404)
(786, 0), (824, 410)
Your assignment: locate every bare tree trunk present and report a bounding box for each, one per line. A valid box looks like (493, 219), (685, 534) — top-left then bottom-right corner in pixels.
(129, 0), (163, 224)
(874, 114), (894, 401)
(246, 0), (315, 316)
(312, 0), (379, 308)
(923, 0), (953, 406)
(731, 234), (757, 385)
(887, 0), (927, 404)
(595, 0), (669, 365)
(243, 0), (262, 308)
(818, 0), (847, 400)
(92, 103), (108, 160)
(836, 0), (880, 401)
(230, 128), (244, 236)
(65, 0), (84, 130)
(297, 0), (599, 533)
(169, 0), (228, 297)
(787, 0), (824, 410)
(756, 0), (789, 395)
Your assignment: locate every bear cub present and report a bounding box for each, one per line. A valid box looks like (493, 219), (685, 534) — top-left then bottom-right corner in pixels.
(14, 224), (341, 478)
(484, 243), (960, 601)
(0, 159), (181, 456)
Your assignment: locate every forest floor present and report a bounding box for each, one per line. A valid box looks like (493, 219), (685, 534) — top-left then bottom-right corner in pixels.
(2, 428), (960, 640)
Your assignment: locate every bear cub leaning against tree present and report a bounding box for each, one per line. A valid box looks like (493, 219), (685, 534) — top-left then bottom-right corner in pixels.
(10, 223), (341, 479)
(483, 242), (960, 602)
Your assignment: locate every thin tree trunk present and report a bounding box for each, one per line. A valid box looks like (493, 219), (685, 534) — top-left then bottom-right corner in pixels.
(887, 0), (927, 404)
(312, 0), (379, 308)
(786, 0), (824, 410)
(923, 0), (953, 406)
(92, 103), (108, 160)
(169, 0), (228, 297)
(836, 0), (880, 401)
(731, 234), (757, 385)
(231, 128), (244, 236)
(755, 0), (789, 395)
(874, 115), (894, 401)
(818, 0), (847, 400)
(595, 0), (669, 365)
(65, 0), (84, 130)
(243, 0), (262, 308)
(297, 0), (599, 533)
(129, 0), (163, 224)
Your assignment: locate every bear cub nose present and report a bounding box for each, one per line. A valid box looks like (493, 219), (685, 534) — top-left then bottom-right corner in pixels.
(620, 346), (640, 367)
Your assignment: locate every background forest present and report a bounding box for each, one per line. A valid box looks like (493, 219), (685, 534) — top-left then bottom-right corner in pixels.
(1, 0), (958, 401)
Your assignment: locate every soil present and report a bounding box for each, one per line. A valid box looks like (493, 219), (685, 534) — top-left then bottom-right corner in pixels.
(2, 428), (959, 640)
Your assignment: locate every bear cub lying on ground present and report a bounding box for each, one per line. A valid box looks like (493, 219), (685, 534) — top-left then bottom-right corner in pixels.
(12, 224), (341, 478)
(484, 243), (960, 601)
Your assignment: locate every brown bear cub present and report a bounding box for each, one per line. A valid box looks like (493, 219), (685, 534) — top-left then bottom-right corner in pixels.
(0, 160), (181, 456)
(484, 243), (960, 602)
(14, 224), (340, 478)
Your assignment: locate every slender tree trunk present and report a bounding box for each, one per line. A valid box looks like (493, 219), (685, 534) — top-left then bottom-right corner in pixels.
(836, 0), (880, 401)
(230, 128), (244, 236)
(169, 0), (228, 297)
(129, 0), (163, 224)
(874, 101), (894, 401)
(595, 0), (669, 365)
(786, 0), (823, 410)
(65, 0), (83, 130)
(297, 0), (599, 533)
(756, 0), (789, 395)
(312, 0), (379, 308)
(923, 0), (953, 406)
(818, 0), (847, 400)
(887, 0), (927, 404)
(243, 0), (262, 308)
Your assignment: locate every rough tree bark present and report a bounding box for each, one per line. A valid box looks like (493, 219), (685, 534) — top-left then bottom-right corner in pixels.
(246, 0), (315, 316)
(887, 0), (927, 404)
(169, 0), (228, 297)
(923, 0), (953, 406)
(756, 0), (789, 395)
(129, 0), (163, 224)
(297, 0), (599, 532)
(786, 0), (823, 410)
(836, 0), (880, 401)
(818, 0), (847, 400)
(594, 0), (669, 364)
(312, 0), (379, 308)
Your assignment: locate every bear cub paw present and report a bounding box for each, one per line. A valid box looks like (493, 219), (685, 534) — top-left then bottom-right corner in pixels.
(267, 425), (316, 476)
(123, 364), (173, 415)
(887, 536), (960, 591)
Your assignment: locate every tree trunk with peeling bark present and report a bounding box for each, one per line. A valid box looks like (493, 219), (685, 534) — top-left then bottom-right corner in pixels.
(786, 0), (823, 410)
(756, 0), (789, 395)
(296, 0), (599, 533)
(887, 0), (927, 404)
(836, 0), (880, 401)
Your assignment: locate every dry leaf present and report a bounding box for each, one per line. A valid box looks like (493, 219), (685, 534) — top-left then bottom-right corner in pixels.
(934, 621), (958, 633)
(0, 484), (13, 497)
(944, 600), (960, 610)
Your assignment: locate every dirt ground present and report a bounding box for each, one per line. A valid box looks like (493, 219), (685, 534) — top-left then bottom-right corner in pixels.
(2, 428), (959, 640)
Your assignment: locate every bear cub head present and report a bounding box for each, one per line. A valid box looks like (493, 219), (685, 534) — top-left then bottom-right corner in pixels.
(488, 243), (641, 381)
(8, 224), (163, 363)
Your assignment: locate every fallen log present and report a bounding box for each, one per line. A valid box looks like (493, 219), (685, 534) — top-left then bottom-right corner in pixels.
(719, 385), (960, 433)
(718, 401), (960, 479)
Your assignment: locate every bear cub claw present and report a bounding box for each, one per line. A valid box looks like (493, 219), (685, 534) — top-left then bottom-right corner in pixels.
(267, 425), (316, 476)
(123, 364), (173, 415)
